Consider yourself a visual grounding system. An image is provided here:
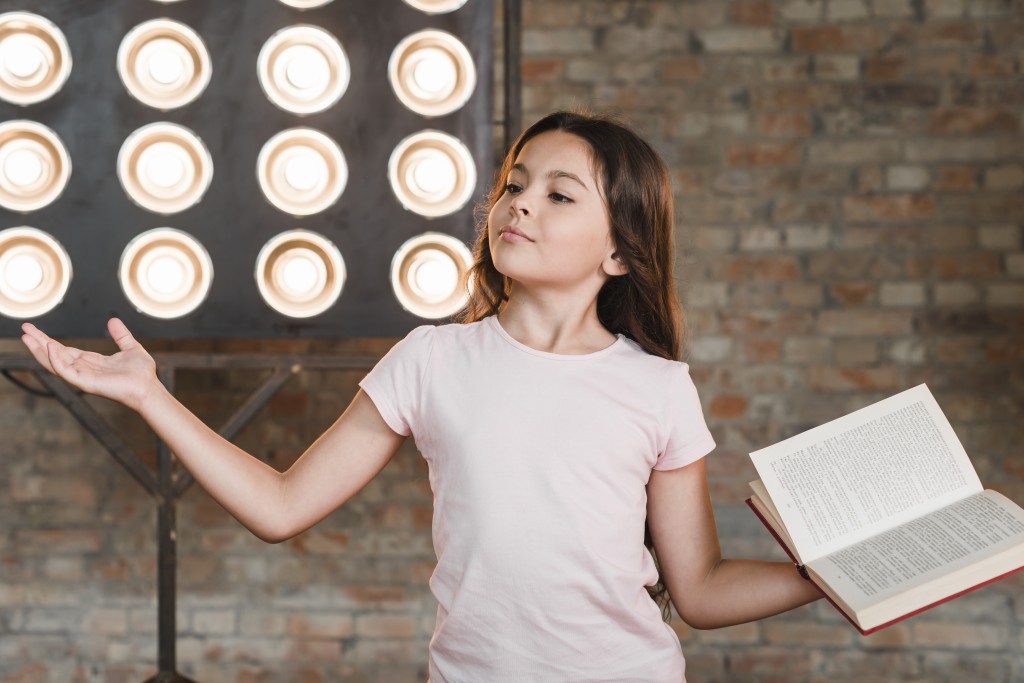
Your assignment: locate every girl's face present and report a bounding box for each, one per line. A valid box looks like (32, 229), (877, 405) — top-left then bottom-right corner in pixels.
(487, 130), (625, 294)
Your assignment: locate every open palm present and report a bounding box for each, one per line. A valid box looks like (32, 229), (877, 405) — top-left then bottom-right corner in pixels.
(20, 317), (158, 412)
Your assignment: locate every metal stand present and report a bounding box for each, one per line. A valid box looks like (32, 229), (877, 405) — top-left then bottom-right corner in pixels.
(0, 353), (375, 681)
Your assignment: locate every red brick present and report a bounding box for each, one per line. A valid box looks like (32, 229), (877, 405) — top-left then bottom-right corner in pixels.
(355, 615), (417, 638)
(727, 141), (803, 166)
(660, 57), (703, 82)
(709, 394), (748, 419)
(830, 282), (876, 306)
(912, 621), (1010, 649)
(791, 25), (886, 52)
(930, 108), (1020, 134)
(288, 614), (354, 638)
(752, 83), (843, 109)
(744, 338), (782, 362)
(763, 620), (852, 645)
(969, 54), (1017, 77)
(757, 112), (813, 136)
(817, 310), (914, 336)
(934, 165), (980, 191)
(723, 255), (802, 280)
(520, 58), (563, 81)
(730, 647), (813, 675)
(865, 55), (909, 81)
(808, 367), (902, 391)
(731, 1), (774, 25)
(894, 21), (982, 48)
(842, 195), (936, 222)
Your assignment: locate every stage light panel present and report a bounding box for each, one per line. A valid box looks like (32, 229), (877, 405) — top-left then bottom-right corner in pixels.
(119, 227), (213, 319)
(118, 122), (213, 215)
(0, 226), (71, 319)
(390, 29), (475, 118)
(0, 1), (496, 338)
(0, 120), (71, 213)
(255, 229), (345, 318)
(118, 19), (211, 111)
(258, 24), (349, 115)
(0, 12), (71, 106)
(402, 0), (471, 15)
(388, 130), (476, 218)
(257, 127), (346, 216)
(391, 232), (472, 319)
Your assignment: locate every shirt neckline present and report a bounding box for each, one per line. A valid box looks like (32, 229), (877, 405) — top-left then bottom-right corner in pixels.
(487, 314), (625, 361)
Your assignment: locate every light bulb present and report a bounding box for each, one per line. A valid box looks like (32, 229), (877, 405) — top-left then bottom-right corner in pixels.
(145, 40), (186, 84)
(411, 48), (456, 97)
(145, 254), (185, 295)
(0, 34), (44, 80)
(4, 148), (43, 187)
(411, 152), (456, 197)
(5, 253), (43, 292)
(280, 252), (319, 295)
(411, 251), (458, 301)
(283, 44), (328, 91)
(140, 142), (187, 188)
(283, 148), (327, 192)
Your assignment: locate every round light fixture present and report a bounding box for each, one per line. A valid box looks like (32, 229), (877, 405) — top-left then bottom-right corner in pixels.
(388, 130), (476, 218)
(0, 226), (72, 319)
(402, 0), (470, 14)
(117, 19), (212, 110)
(257, 25), (349, 115)
(391, 232), (473, 319)
(0, 12), (72, 106)
(257, 127), (346, 216)
(389, 29), (475, 117)
(119, 227), (213, 319)
(0, 120), (71, 213)
(117, 122), (213, 214)
(255, 229), (345, 318)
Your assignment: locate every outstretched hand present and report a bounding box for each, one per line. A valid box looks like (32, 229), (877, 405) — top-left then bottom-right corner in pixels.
(20, 318), (159, 412)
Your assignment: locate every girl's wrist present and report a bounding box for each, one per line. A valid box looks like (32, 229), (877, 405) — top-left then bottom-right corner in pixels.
(134, 375), (168, 416)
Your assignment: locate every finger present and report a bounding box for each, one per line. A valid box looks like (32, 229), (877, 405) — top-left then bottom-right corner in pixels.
(107, 317), (139, 353)
(21, 322), (54, 348)
(45, 340), (82, 383)
(21, 333), (55, 373)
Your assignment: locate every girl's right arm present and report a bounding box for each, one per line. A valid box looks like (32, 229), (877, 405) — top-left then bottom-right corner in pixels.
(21, 318), (406, 543)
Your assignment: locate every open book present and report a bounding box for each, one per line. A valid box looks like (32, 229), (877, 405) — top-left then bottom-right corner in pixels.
(746, 384), (1024, 634)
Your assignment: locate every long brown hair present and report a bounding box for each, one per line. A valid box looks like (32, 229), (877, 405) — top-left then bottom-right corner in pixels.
(452, 110), (687, 621)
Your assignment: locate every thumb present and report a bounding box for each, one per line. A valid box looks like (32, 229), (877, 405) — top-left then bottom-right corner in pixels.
(107, 317), (138, 352)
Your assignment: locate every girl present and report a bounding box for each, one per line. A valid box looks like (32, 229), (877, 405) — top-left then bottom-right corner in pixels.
(21, 111), (822, 682)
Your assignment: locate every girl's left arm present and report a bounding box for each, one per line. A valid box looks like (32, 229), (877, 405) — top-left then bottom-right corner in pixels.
(646, 456), (822, 629)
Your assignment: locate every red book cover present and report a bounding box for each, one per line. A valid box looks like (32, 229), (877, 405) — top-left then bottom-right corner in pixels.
(745, 498), (1024, 635)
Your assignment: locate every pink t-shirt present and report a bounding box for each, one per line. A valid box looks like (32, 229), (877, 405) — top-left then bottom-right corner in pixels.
(358, 314), (716, 683)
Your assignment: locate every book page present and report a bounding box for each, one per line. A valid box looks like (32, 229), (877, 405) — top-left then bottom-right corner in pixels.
(750, 385), (981, 562)
(807, 490), (1024, 627)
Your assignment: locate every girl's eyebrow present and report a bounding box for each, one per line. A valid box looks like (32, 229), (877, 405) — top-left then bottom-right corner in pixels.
(511, 162), (590, 192)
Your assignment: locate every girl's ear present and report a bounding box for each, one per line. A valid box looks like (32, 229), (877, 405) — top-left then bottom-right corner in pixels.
(607, 252), (629, 276)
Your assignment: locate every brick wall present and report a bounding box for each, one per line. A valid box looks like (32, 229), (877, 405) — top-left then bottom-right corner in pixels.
(2, 0), (1023, 681)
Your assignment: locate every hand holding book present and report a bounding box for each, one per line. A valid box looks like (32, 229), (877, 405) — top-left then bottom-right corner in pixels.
(746, 384), (1024, 634)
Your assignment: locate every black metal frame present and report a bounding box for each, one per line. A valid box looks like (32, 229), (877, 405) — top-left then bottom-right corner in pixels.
(1, 352), (375, 681)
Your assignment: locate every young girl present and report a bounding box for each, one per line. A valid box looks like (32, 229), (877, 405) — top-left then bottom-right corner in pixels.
(21, 111), (822, 682)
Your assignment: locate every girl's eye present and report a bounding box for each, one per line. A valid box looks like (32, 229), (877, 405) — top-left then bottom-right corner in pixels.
(550, 192), (572, 204)
(505, 183), (522, 194)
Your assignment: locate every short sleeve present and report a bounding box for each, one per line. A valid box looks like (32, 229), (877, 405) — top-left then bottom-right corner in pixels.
(357, 324), (434, 437)
(654, 363), (716, 471)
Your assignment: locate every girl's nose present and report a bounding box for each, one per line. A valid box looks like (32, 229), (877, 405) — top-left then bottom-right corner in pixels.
(509, 197), (529, 218)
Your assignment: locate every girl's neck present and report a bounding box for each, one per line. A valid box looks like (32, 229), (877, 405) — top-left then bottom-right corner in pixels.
(496, 304), (616, 355)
